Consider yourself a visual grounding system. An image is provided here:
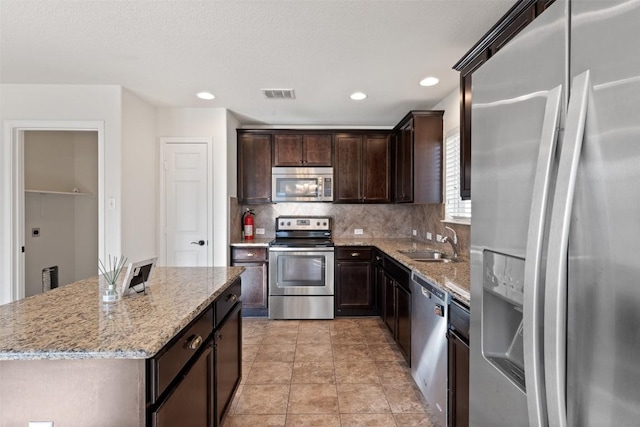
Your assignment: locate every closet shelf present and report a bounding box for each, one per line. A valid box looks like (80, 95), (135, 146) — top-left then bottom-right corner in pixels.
(25, 189), (93, 196)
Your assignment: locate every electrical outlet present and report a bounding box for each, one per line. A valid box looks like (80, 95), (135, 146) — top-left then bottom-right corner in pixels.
(426, 232), (432, 241)
(354, 228), (364, 235)
(412, 229), (417, 236)
(436, 234), (443, 242)
(29, 422), (53, 427)
(255, 228), (265, 235)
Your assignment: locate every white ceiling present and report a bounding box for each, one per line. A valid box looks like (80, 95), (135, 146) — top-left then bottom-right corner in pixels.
(0, 0), (515, 126)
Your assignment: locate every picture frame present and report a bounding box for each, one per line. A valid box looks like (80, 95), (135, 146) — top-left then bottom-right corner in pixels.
(120, 257), (157, 297)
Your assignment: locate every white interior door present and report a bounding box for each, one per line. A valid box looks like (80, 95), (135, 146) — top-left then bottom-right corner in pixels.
(164, 142), (209, 266)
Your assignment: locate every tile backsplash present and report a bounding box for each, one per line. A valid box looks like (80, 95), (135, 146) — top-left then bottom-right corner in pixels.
(229, 197), (470, 257)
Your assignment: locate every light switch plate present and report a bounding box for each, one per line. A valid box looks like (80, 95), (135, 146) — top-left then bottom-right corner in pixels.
(412, 230), (417, 236)
(354, 229), (363, 235)
(426, 232), (432, 240)
(436, 234), (443, 242)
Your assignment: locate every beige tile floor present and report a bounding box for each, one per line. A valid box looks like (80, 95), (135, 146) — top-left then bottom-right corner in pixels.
(223, 317), (437, 427)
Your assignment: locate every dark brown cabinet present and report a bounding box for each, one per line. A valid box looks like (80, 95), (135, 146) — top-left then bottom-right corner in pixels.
(454, 0), (554, 200)
(378, 252), (411, 363)
(237, 132), (272, 204)
(231, 247), (268, 316)
(148, 278), (242, 427)
(213, 303), (242, 427)
(448, 300), (470, 427)
(393, 111), (444, 204)
(335, 247), (375, 316)
(334, 133), (391, 203)
(273, 134), (332, 166)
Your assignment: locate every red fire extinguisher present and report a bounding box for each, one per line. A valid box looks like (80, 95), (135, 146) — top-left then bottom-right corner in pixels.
(242, 209), (255, 240)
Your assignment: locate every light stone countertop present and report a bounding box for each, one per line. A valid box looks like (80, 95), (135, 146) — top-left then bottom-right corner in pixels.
(0, 267), (244, 361)
(334, 238), (470, 305)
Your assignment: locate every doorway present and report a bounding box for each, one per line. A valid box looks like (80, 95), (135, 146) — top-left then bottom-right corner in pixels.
(2, 120), (106, 303)
(23, 130), (98, 296)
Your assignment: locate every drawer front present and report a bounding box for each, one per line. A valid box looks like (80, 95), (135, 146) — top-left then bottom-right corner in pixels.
(336, 247), (372, 261)
(154, 306), (214, 401)
(215, 278), (242, 326)
(232, 247), (267, 261)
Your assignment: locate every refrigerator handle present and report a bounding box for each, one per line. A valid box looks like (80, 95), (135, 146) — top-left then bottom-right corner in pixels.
(544, 70), (591, 427)
(523, 84), (563, 427)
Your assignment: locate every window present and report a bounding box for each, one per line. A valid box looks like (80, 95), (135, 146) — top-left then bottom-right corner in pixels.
(445, 131), (471, 221)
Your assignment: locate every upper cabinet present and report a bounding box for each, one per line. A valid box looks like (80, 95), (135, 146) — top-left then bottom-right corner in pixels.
(334, 132), (391, 203)
(454, 0), (554, 200)
(273, 134), (332, 166)
(237, 132), (272, 204)
(393, 111), (443, 204)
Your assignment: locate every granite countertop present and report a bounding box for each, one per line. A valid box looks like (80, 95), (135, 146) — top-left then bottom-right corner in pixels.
(334, 238), (470, 305)
(0, 267), (244, 361)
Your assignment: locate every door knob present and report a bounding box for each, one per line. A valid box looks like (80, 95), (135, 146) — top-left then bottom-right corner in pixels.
(191, 240), (205, 246)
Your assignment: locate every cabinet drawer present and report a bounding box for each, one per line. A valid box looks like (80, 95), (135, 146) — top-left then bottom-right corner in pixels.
(215, 279), (242, 326)
(231, 247), (267, 261)
(336, 247), (372, 261)
(153, 306), (214, 401)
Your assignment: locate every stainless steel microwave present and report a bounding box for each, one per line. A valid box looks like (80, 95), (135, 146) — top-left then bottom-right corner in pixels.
(272, 167), (333, 202)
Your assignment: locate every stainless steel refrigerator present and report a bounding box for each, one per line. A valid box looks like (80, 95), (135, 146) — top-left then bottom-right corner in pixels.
(470, 0), (640, 426)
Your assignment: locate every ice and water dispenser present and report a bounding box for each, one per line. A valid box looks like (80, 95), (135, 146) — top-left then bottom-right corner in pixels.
(482, 250), (526, 391)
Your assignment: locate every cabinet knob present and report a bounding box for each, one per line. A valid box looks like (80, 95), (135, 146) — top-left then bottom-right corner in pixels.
(351, 252), (361, 257)
(185, 335), (203, 350)
(227, 293), (238, 302)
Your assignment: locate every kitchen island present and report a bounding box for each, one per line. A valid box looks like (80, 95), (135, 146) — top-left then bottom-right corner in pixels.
(0, 266), (243, 427)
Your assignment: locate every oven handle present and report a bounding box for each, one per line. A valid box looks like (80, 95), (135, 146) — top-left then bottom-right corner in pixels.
(268, 247), (335, 253)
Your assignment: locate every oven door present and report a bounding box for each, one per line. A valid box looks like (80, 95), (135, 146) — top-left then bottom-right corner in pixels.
(269, 247), (335, 296)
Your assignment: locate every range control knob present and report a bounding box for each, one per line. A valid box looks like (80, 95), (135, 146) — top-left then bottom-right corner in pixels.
(323, 222), (327, 226)
(287, 221), (291, 226)
(280, 221), (284, 226)
(316, 221), (320, 226)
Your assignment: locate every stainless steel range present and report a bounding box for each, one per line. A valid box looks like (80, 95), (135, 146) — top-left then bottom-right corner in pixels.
(268, 216), (334, 319)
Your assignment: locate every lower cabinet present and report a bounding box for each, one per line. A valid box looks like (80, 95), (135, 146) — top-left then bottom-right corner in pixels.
(335, 247), (375, 316)
(152, 343), (213, 427)
(214, 303), (242, 426)
(448, 300), (470, 427)
(378, 252), (411, 364)
(231, 247), (268, 316)
(148, 277), (242, 427)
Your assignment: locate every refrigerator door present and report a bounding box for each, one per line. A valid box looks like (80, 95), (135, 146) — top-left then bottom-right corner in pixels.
(469, 2), (567, 426)
(565, 0), (640, 425)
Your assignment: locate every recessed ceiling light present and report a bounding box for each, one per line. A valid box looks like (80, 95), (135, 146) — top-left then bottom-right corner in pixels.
(196, 91), (215, 100)
(419, 77), (440, 87)
(350, 92), (367, 101)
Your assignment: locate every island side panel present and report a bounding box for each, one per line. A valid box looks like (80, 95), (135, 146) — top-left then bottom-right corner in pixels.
(0, 358), (146, 427)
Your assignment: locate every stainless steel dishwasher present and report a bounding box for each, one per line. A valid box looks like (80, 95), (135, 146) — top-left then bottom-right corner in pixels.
(411, 271), (450, 427)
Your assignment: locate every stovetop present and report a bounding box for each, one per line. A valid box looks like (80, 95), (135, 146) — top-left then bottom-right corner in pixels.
(270, 216), (333, 248)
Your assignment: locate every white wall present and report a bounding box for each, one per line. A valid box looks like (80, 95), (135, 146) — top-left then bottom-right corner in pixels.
(156, 108), (231, 266)
(0, 84), (122, 304)
(433, 89), (460, 136)
(121, 89), (157, 262)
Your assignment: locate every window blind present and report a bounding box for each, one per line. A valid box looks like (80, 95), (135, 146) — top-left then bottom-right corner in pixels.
(445, 133), (472, 220)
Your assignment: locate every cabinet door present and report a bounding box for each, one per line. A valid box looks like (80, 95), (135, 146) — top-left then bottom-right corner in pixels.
(238, 133), (272, 203)
(335, 261), (373, 316)
(448, 333), (470, 427)
(236, 262), (268, 314)
(394, 123), (413, 203)
(384, 275), (396, 335)
(153, 343), (212, 427)
(362, 134), (391, 203)
(395, 284), (411, 364)
(214, 303), (242, 427)
(303, 134), (332, 166)
(334, 134), (363, 203)
(273, 134), (303, 166)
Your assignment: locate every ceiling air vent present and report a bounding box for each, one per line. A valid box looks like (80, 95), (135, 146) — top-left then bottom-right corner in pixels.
(261, 88), (296, 100)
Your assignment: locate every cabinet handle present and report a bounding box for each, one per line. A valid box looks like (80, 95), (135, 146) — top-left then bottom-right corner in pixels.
(351, 252), (361, 257)
(185, 335), (203, 350)
(247, 252), (255, 257)
(227, 293), (238, 302)
(375, 256), (382, 261)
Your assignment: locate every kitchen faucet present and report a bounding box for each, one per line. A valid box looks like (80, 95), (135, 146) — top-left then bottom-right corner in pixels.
(442, 226), (459, 260)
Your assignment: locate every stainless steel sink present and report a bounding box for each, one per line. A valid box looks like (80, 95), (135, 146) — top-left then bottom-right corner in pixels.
(398, 249), (458, 263)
